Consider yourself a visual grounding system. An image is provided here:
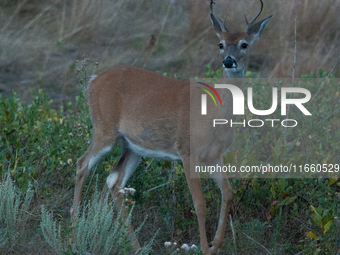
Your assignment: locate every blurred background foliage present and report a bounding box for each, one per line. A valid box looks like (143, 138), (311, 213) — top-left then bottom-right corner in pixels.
(0, 0), (339, 106)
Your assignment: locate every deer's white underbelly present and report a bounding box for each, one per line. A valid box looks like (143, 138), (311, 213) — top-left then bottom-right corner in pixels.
(125, 138), (181, 160)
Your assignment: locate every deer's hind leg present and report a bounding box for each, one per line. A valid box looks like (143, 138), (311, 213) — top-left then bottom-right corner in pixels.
(106, 139), (142, 250)
(71, 128), (118, 219)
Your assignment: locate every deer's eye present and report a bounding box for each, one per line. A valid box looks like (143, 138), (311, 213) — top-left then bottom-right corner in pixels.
(218, 43), (224, 49)
(241, 43), (248, 49)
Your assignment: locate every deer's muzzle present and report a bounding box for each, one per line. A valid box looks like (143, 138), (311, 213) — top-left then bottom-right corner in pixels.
(223, 57), (237, 69)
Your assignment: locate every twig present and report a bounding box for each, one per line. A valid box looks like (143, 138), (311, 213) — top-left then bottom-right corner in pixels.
(5, 240), (18, 255)
(1, 0), (29, 33)
(143, 0), (174, 68)
(176, 26), (211, 57)
(241, 232), (271, 255)
(283, 16), (297, 138)
(11, 5), (54, 42)
(292, 17), (297, 87)
(59, 23), (94, 42)
(294, 244), (320, 255)
(143, 182), (171, 194)
(136, 158), (154, 179)
(145, 158), (154, 171)
(335, 217), (339, 255)
(170, 160), (177, 243)
(59, 0), (66, 42)
(230, 215), (237, 255)
(294, 217), (312, 231)
(24, 211), (38, 217)
(84, 165), (98, 199)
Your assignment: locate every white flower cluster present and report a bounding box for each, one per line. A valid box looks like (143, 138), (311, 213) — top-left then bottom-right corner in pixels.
(164, 241), (177, 247)
(164, 241), (172, 247)
(118, 187), (136, 195)
(164, 242), (197, 252)
(181, 244), (190, 252)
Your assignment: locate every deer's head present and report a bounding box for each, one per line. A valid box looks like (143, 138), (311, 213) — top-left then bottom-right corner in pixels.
(210, 0), (272, 75)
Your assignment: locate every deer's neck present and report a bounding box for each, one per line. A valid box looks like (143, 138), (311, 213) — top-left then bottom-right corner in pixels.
(223, 68), (246, 90)
(223, 69), (245, 79)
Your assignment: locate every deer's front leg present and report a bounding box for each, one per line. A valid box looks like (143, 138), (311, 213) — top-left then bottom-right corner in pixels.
(182, 156), (210, 254)
(210, 167), (233, 254)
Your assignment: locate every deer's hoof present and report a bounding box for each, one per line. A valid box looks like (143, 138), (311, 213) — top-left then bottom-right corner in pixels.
(209, 245), (220, 254)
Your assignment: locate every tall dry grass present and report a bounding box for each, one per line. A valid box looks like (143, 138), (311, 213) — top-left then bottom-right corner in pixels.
(0, 0), (339, 104)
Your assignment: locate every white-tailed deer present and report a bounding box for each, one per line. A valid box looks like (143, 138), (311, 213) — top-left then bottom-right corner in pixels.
(70, 0), (272, 254)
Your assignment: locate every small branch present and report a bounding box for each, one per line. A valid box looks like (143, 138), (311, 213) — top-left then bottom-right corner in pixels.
(24, 210), (38, 217)
(334, 217), (339, 255)
(59, 0), (66, 42)
(230, 215), (237, 255)
(292, 17), (297, 86)
(294, 244), (320, 255)
(143, 0), (173, 68)
(144, 159), (154, 171)
(59, 23), (94, 42)
(143, 182), (171, 194)
(5, 240), (18, 255)
(241, 232), (271, 255)
(12, 5), (53, 41)
(294, 217), (312, 231)
(176, 26), (211, 57)
(283, 16), (297, 138)
(2, 0), (29, 33)
(135, 158), (154, 179)
(84, 165), (98, 199)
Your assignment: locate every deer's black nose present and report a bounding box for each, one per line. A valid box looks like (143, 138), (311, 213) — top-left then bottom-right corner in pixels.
(223, 57), (237, 68)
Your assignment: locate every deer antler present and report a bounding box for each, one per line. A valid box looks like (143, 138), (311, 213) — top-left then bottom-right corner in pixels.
(245, 0), (263, 28)
(210, 0), (228, 31)
(210, 0), (215, 13)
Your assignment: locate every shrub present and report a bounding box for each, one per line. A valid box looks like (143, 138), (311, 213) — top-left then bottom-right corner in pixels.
(0, 172), (33, 247)
(40, 187), (157, 255)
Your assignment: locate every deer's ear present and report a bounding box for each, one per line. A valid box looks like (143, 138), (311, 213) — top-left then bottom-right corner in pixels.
(246, 15), (272, 45)
(210, 13), (228, 38)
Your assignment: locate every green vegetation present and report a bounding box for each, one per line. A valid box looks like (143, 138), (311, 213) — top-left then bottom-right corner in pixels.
(0, 0), (339, 254)
(41, 188), (157, 255)
(0, 173), (33, 248)
(0, 65), (339, 254)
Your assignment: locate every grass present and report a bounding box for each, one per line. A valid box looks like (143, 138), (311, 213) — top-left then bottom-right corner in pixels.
(0, 0), (340, 254)
(0, 0), (339, 105)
